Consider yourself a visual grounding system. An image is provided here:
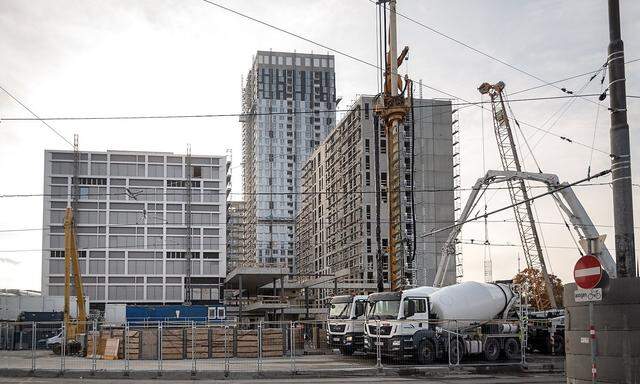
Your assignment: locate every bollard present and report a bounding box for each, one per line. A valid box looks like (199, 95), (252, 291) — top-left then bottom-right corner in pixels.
(31, 322), (36, 372)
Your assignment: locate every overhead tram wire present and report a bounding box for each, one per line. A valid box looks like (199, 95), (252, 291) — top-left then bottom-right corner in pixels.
(369, 0), (624, 110)
(1, 93), (618, 122)
(0, 180), (616, 200)
(0, 84), (73, 147)
(196, 0), (615, 158)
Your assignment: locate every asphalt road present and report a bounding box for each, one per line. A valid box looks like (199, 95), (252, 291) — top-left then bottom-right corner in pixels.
(0, 374), (566, 383)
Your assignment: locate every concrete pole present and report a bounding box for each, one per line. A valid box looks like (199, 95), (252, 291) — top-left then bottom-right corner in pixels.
(607, 0), (636, 277)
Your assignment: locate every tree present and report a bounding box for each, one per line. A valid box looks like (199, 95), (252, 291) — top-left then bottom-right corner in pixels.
(512, 268), (563, 310)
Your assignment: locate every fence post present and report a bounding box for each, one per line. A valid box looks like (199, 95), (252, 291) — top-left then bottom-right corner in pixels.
(157, 322), (162, 376)
(31, 322), (36, 372)
(90, 320), (97, 374)
(191, 321), (196, 376)
(60, 322), (66, 374)
(224, 324), (229, 377)
(376, 320), (382, 369)
(290, 321), (296, 374)
(257, 321), (263, 374)
(124, 322), (130, 376)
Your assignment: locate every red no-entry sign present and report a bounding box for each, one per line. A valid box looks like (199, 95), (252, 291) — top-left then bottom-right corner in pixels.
(574, 255), (603, 289)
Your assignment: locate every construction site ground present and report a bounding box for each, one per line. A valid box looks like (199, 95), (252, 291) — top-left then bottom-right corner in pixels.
(1, 350), (564, 381)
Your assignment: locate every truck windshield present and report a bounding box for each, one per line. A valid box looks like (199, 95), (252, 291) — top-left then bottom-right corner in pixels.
(368, 300), (400, 320)
(329, 302), (352, 319)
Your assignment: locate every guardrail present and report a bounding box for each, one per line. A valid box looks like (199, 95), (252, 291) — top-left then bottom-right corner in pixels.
(0, 317), (528, 376)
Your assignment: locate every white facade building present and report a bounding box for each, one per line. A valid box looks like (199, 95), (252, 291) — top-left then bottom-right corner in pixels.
(42, 150), (228, 307)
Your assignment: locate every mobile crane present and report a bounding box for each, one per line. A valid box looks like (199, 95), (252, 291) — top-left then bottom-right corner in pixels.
(50, 207), (88, 355)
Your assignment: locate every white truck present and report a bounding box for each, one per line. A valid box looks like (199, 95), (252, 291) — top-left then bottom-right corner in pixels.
(326, 295), (368, 355)
(364, 282), (521, 363)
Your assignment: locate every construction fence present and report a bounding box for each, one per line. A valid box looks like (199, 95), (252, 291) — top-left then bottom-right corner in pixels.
(0, 318), (527, 376)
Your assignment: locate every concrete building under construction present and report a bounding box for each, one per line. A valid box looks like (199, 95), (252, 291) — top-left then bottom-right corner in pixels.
(296, 95), (457, 298)
(241, 50), (336, 272)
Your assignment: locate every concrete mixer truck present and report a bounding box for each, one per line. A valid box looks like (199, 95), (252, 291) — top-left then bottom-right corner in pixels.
(363, 281), (521, 363)
(326, 294), (368, 355)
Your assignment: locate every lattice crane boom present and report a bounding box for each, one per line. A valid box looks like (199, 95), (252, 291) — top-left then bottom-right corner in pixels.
(478, 81), (557, 309)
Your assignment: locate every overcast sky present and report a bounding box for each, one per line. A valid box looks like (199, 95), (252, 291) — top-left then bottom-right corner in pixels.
(1, 0), (639, 291)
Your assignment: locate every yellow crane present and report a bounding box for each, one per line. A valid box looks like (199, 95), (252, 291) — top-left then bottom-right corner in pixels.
(374, 0), (411, 290)
(52, 207), (87, 355)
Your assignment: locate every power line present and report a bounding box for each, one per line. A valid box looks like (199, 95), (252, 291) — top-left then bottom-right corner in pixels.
(1, 93), (615, 122)
(196, 0), (613, 157)
(372, 0), (626, 109)
(0, 84), (73, 147)
(0, 180), (616, 199)
(510, 58), (640, 96)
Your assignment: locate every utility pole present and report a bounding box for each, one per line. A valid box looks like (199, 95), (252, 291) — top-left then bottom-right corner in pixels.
(607, 0), (636, 278)
(185, 145), (193, 304)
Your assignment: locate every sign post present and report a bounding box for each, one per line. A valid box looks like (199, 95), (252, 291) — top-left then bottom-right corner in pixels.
(574, 254), (603, 384)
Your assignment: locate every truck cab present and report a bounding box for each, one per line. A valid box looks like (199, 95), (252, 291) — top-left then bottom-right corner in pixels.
(327, 295), (368, 355)
(364, 286), (438, 360)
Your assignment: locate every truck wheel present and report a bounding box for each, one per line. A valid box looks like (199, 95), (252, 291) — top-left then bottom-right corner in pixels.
(416, 339), (436, 364)
(483, 338), (500, 361)
(553, 334), (565, 355)
(340, 347), (354, 356)
(448, 338), (464, 364)
(503, 338), (520, 360)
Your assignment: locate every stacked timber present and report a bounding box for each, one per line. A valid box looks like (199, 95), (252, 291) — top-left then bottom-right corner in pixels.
(185, 328), (208, 359)
(261, 328), (284, 357)
(236, 330), (258, 358)
(112, 329), (140, 359)
(86, 330), (103, 357)
(161, 328), (184, 360)
(211, 327), (233, 358)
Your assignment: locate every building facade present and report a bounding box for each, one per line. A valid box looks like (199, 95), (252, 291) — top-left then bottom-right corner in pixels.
(42, 150), (228, 307)
(241, 51), (336, 272)
(296, 96), (456, 295)
(226, 200), (246, 270)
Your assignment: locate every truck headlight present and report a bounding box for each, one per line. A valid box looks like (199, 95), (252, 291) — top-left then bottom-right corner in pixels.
(392, 340), (401, 346)
(364, 338), (369, 345)
(346, 336), (353, 341)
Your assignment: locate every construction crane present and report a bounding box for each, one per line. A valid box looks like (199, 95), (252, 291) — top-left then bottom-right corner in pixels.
(478, 81), (557, 309)
(52, 207), (88, 355)
(434, 170), (617, 292)
(374, 0), (411, 291)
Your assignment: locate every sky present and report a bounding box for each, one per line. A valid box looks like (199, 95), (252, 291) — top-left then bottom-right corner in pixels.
(0, 0), (639, 290)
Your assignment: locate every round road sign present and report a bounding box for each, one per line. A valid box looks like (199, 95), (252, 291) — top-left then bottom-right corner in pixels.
(574, 255), (602, 289)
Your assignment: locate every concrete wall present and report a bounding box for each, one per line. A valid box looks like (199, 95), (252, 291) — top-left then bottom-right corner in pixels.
(564, 278), (640, 383)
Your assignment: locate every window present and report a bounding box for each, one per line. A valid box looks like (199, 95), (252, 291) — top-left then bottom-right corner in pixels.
(406, 298), (427, 314)
(192, 166), (202, 178)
